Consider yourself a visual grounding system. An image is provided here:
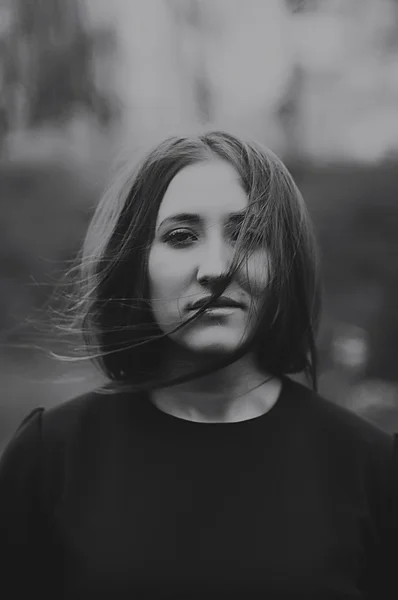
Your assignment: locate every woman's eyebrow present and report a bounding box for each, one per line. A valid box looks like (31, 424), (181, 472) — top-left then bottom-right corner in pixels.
(158, 210), (247, 230)
(158, 213), (201, 229)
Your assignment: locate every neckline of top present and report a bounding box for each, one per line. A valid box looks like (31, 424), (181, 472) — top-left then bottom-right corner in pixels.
(141, 375), (295, 428)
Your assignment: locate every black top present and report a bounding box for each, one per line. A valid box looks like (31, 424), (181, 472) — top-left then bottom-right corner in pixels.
(1, 376), (397, 599)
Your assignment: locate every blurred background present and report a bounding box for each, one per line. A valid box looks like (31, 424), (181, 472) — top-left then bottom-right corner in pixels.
(1, 0), (398, 450)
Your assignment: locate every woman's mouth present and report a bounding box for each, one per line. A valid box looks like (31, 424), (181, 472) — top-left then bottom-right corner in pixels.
(199, 306), (239, 317)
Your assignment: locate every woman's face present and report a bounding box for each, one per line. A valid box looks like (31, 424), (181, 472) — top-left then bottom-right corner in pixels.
(148, 159), (270, 356)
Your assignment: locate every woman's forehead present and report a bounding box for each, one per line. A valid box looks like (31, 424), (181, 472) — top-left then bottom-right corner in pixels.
(156, 160), (248, 226)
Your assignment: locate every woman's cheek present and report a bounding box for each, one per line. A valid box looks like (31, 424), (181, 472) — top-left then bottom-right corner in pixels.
(150, 246), (192, 276)
(148, 247), (192, 305)
(239, 252), (270, 295)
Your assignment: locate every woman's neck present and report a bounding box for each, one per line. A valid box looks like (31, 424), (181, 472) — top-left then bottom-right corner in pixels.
(151, 352), (282, 423)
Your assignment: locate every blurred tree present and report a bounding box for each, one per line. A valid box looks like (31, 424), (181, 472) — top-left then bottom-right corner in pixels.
(366, 280), (398, 383)
(186, 0), (213, 124)
(2, 0), (118, 129)
(168, 0), (214, 124)
(277, 65), (304, 161)
(293, 162), (398, 384)
(285, 0), (321, 12)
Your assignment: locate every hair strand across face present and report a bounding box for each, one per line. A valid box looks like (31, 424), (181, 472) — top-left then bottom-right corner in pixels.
(56, 130), (321, 393)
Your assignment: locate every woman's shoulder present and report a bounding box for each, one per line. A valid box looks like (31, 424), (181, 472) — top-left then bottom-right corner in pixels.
(283, 377), (394, 453)
(2, 385), (119, 454)
(41, 383), (136, 439)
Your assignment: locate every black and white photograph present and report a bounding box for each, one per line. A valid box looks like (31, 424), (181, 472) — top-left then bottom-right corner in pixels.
(0, 0), (398, 597)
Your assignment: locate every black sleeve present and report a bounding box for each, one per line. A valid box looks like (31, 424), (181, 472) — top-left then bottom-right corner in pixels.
(366, 433), (398, 599)
(382, 432), (398, 599)
(0, 408), (49, 599)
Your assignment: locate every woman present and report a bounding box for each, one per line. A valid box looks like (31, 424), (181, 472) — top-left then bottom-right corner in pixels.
(0, 131), (396, 599)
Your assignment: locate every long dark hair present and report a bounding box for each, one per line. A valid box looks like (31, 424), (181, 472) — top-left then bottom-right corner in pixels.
(63, 131), (321, 392)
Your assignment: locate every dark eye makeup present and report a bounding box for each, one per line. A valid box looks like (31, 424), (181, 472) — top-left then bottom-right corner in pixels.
(161, 221), (258, 249)
(163, 229), (198, 247)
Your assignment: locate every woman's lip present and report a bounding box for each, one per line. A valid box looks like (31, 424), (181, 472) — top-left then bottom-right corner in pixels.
(195, 306), (240, 316)
(188, 303), (244, 311)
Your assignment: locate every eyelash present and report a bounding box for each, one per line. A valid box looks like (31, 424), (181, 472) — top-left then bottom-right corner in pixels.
(163, 229), (198, 247)
(163, 226), (244, 248)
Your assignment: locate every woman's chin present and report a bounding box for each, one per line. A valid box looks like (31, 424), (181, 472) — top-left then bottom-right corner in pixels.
(179, 332), (245, 356)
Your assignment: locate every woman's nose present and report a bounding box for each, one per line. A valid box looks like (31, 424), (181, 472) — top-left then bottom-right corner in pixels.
(196, 241), (232, 286)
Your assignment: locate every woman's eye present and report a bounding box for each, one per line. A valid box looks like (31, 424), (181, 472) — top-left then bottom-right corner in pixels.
(226, 220), (262, 246)
(229, 227), (240, 242)
(226, 225), (241, 243)
(163, 229), (197, 247)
